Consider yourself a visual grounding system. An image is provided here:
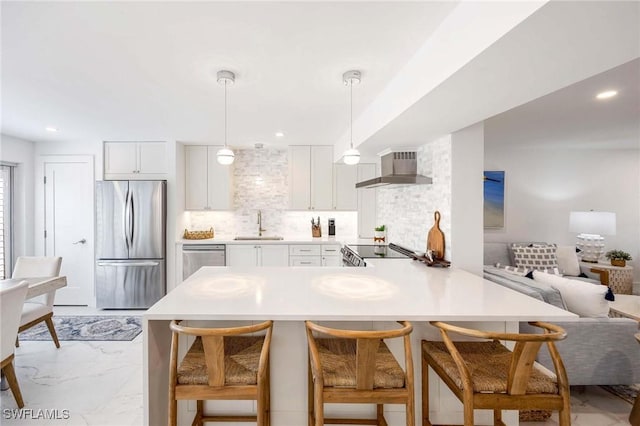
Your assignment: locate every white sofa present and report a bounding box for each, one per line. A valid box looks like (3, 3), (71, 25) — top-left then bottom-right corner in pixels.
(484, 242), (640, 386)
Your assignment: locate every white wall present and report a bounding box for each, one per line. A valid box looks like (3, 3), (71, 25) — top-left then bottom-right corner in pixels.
(451, 122), (484, 275)
(0, 134), (35, 258)
(484, 143), (640, 282)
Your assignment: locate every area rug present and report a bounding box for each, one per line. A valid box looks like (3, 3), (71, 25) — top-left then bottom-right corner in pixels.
(19, 316), (142, 341)
(600, 384), (640, 404)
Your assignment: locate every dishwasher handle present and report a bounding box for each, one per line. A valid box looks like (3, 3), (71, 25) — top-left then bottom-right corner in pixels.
(183, 244), (226, 252)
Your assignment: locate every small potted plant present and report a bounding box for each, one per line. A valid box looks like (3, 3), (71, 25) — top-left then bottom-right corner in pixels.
(374, 224), (386, 244)
(605, 250), (632, 267)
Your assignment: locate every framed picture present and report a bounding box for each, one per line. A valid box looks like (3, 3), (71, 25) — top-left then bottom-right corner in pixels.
(484, 171), (505, 228)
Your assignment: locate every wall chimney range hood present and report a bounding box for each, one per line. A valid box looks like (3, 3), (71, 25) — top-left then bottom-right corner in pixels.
(356, 151), (432, 188)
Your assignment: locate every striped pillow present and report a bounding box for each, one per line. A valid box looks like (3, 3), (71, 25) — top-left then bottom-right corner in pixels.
(512, 244), (559, 271)
(494, 263), (531, 276)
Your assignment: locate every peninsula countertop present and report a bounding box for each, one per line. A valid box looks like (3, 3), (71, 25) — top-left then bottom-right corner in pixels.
(144, 261), (576, 322)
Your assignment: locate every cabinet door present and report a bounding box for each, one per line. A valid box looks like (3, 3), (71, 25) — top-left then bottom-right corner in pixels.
(291, 255), (322, 267)
(322, 256), (342, 267)
(104, 142), (138, 175)
(185, 146), (209, 210)
(333, 164), (357, 210)
(289, 146), (311, 210)
(310, 146), (333, 210)
(227, 245), (258, 267)
(207, 147), (233, 210)
(357, 163), (377, 238)
(259, 245), (290, 266)
(138, 142), (167, 174)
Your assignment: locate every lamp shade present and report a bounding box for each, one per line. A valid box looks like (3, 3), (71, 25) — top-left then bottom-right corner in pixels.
(569, 211), (616, 236)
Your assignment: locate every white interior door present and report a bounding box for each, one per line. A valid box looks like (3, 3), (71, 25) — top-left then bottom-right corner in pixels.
(43, 157), (93, 305)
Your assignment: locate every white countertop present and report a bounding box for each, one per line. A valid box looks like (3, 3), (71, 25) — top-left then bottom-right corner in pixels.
(177, 236), (370, 245)
(145, 260), (576, 322)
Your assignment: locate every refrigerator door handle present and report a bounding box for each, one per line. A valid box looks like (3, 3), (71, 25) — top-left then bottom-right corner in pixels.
(125, 188), (134, 250)
(97, 261), (160, 267)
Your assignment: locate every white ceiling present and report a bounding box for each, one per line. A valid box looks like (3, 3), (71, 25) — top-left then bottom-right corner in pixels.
(3, 1), (638, 156)
(360, 0), (640, 155)
(485, 58), (640, 150)
(1, 1), (457, 147)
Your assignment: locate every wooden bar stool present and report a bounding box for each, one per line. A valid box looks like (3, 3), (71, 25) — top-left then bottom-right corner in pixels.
(421, 321), (571, 426)
(168, 319), (273, 426)
(305, 320), (415, 426)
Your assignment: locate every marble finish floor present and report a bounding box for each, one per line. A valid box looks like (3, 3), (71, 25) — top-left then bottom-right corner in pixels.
(0, 307), (635, 425)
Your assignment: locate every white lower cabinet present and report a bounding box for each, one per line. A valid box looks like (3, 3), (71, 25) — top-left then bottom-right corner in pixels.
(227, 244), (289, 267)
(289, 244), (342, 267)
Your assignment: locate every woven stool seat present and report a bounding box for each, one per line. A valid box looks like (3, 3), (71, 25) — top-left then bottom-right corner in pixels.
(423, 340), (558, 394)
(317, 338), (405, 389)
(178, 336), (264, 386)
(306, 321), (415, 426)
(168, 320), (273, 426)
(421, 321), (571, 426)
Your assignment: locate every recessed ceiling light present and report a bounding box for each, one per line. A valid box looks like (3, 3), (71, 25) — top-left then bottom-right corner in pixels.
(596, 90), (618, 100)
(275, 132), (284, 137)
(45, 126), (58, 132)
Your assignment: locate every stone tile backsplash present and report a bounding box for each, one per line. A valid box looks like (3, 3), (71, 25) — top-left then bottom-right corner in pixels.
(376, 136), (452, 258)
(185, 147), (357, 239)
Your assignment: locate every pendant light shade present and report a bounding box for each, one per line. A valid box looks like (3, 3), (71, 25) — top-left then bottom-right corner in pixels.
(216, 147), (235, 165)
(343, 148), (361, 165)
(216, 70), (235, 165)
(342, 70), (361, 166)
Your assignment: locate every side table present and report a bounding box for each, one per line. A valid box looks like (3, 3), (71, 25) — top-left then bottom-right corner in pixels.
(581, 261), (634, 295)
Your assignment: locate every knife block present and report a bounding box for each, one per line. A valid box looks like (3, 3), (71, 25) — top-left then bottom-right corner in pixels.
(312, 225), (322, 238)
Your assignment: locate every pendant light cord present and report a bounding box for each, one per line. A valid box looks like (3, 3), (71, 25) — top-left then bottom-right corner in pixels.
(350, 79), (353, 149)
(224, 79), (228, 148)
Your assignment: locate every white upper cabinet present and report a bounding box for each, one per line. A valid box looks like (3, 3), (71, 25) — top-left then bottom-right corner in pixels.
(185, 145), (232, 210)
(333, 164), (358, 210)
(104, 141), (167, 180)
(289, 145), (333, 210)
(357, 163), (377, 238)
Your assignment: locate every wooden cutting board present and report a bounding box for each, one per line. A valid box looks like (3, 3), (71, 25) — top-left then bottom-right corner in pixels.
(427, 211), (445, 260)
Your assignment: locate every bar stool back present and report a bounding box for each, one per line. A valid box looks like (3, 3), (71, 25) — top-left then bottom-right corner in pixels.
(422, 321), (570, 426)
(305, 320), (415, 426)
(168, 319), (273, 426)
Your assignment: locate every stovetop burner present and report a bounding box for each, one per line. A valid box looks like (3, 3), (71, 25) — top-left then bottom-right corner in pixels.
(341, 243), (415, 266)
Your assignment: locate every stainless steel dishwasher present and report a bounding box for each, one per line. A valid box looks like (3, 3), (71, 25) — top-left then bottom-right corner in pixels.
(182, 244), (226, 280)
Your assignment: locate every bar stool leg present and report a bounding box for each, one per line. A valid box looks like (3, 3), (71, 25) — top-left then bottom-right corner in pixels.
(314, 380), (324, 426)
(421, 355), (431, 426)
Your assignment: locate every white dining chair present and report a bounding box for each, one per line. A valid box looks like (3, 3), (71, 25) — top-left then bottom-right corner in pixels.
(13, 256), (63, 348)
(1, 280), (29, 408)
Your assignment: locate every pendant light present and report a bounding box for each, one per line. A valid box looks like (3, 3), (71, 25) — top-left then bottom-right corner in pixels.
(342, 70), (361, 165)
(216, 70), (235, 165)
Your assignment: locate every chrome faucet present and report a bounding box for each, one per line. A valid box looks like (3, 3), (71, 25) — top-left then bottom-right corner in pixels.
(257, 210), (266, 236)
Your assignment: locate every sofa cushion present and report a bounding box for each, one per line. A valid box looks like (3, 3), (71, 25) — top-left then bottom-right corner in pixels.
(556, 246), (581, 276)
(533, 271), (609, 318)
(513, 244), (559, 271)
(483, 266), (567, 310)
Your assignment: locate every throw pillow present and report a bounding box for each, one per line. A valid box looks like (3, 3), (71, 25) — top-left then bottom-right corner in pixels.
(494, 263), (531, 276)
(556, 245), (581, 276)
(532, 271), (610, 318)
(507, 242), (548, 265)
(512, 244), (559, 271)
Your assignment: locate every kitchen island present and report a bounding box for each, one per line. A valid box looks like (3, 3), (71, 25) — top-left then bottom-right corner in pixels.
(144, 260), (575, 425)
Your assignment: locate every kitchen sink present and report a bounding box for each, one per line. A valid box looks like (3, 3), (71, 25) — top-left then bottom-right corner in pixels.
(233, 236), (284, 240)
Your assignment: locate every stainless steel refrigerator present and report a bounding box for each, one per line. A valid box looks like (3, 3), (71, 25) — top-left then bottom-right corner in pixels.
(95, 180), (166, 308)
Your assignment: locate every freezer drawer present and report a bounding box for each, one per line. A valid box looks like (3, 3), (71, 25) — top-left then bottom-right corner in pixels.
(96, 260), (165, 308)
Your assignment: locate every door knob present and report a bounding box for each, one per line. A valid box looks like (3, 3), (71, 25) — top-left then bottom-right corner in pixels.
(73, 238), (87, 245)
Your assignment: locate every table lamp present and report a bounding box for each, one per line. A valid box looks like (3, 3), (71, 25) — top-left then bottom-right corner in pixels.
(569, 211), (616, 262)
